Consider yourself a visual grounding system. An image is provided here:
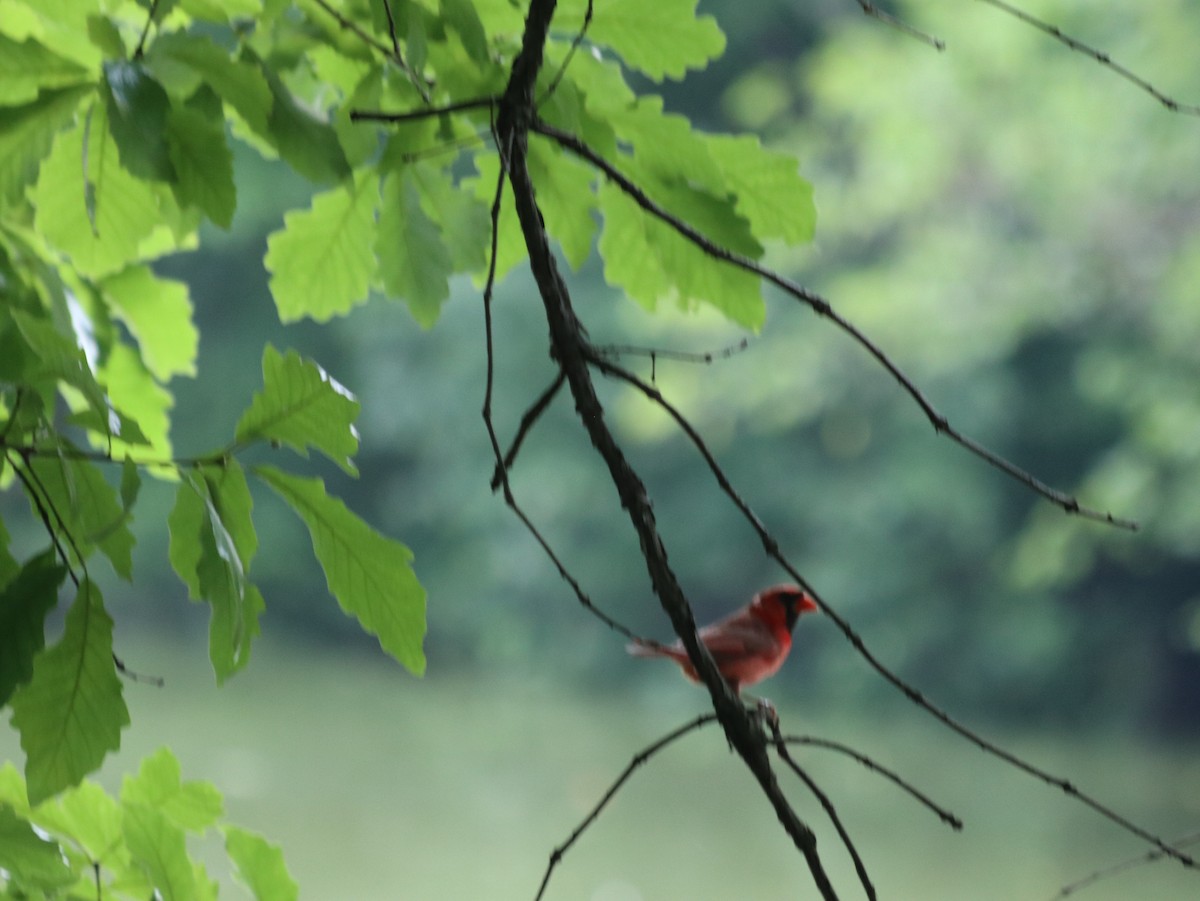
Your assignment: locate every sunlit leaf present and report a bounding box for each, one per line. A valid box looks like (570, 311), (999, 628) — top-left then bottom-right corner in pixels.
(0, 85), (91, 209)
(122, 803), (197, 901)
(236, 345), (360, 473)
(265, 177), (377, 322)
(566, 0), (725, 81)
(254, 466), (426, 674)
(224, 826), (299, 901)
(121, 747), (223, 833)
(102, 264), (199, 381)
(0, 34), (91, 105)
(11, 581), (129, 804)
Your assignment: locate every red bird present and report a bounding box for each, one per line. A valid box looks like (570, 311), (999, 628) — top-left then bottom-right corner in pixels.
(626, 584), (819, 694)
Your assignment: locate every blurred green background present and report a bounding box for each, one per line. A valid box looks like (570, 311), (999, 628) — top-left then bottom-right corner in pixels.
(4, 0), (1200, 897)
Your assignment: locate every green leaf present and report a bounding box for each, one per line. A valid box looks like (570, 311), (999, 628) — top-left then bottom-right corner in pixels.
(26, 452), (136, 580)
(166, 102), (237, 228)
(468, 152), (525, 281)
(597, 181), (765, 328)
(254, 466), (426, 674)
(0, 517), (19, 589)
(707, 134), (817, 245)
(0, 806), (76, 891)
(440, 0), (489, 62)
(224, 826), (299, 901)
(410, 165), (490, 274)
(168, 476), (205, 600)
(121, 748), (223, 833)
(171, 466), (263, 682)
(377, 169), (452, 327)
(0, 551), (66, 708)
(102, 264), (198, 381)
(250, 48), (350, 184)
(0, 85), (91, 210)
(32, 107), (162, 278)
(528, 138), (596, 270)
(11, 581), (129, 805)
(573, 0), (725, 81)
(236, 345), (361, 474)
(102, 60), (174, 182)
(123, 803), (197, 901)
(146, 33), (271, 136)
(9, 308), (108, 419)
(0, 34), (91, 105)
(97, 341), (175, 461)
(265, 177), (377, 322)
(33, 780), (123, 864)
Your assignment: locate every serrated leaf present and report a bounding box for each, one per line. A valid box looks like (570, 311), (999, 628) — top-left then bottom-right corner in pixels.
(147, 34), (271, 135)
(11, 581), (129, 805)
(170, 466), (263, 682)
(224, 826), (298, 901)
(377, 169), (452, 327)
(123, 803), (197, 901)
(101, 264), (198, 381)
(26, 452), (136, 580)
(0, 85), (90, 209)
(166, 102), (236, 228)
(102, 60), (174, 182)
(98, 341), (174, 463)
(33, 108), (162, 278)
(265, 178), (377, 322)
(0, 551), (66, 707)
(579, 0), (725, 81)
(33, 779), (124, 865)
(250, 48), (350, 184)
(254, 466), (425, 674)
(597, 181), (765, 328)
(411, 165), (490, 274)
(0, 34), (91, 105)
(236, 345), (360, 473)
(707, 134), (816, 245)
(121, 747), (223, 833)
(0, 806), (76, 890)
(528, 138), (596, 269)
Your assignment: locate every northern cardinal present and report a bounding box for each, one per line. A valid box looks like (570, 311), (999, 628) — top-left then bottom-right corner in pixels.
(626, 584), (818, 693)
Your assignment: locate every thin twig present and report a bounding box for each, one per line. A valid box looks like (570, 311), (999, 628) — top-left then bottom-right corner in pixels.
(587, 353), (1192, 869)
(770, 719), (875, 901)
(133, 0), (161, 60)
(350, 96), (497, 124)
(489, 369), (566, 490)
(539, 0), (594, 105)
(535, 119), (1138, 531)
(782, 735), (962, 830)
(379, 0), (403, 60)
(308, 0), (430, 99)
(479, 125), (643, 646)
(976, 0), (1200, 116)
(534, 714), (717, 900)
(594, 338), (751, 381)
(855, 1), (945, 51)
(1053, 831), (1200, 899)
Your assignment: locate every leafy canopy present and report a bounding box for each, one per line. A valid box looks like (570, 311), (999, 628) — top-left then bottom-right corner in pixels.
(0, 0), (819, 894)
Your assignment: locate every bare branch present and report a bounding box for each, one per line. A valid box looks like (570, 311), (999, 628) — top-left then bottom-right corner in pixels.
(587, 353), (1192, 868)
(1053, 831), (1200, 899)
(489, 369), (566, 490)
(782, 734), (962, 830)
(534, 119), (1138, 531)
(976, 0), (1200, 116)
(498, 4), (839, 894)
(855, 1), (945, 51)
(770, 718), (875, 901)
(534, 714), (717, 900)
